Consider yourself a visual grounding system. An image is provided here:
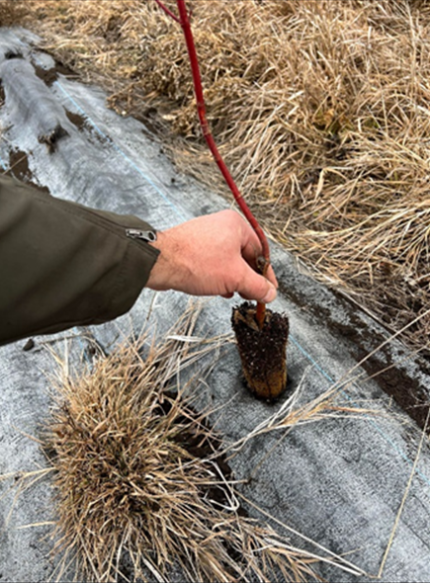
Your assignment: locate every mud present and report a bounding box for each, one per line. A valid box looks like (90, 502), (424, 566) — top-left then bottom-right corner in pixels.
(7, 148), (32, 181)
(359, 353), (429, 431)
(6, 148), (51, 197)
(279, 279), (430, 431)
(33, 56), (76, 87)
(38, 123), (69, 153)
(33, 63), (58, 86)
(65, 108), (87, 132)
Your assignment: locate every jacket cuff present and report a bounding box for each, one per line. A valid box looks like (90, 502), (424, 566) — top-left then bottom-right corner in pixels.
(92, 221), (160, 324)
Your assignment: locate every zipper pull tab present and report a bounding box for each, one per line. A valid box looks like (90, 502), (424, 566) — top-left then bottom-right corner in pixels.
(126, 228), (157, 243)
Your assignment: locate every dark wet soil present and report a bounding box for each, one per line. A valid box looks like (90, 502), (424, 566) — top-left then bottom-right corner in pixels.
(279, 280), (430, 432)
(357, 350), (429, 432)
(33, 55), (77, 87)
(38, 123), (69, 153)
(33, 63), (60, 87)
(65, 108), (87, 131)
(7, 148), (32, 181)
(5, 149), (51, 196)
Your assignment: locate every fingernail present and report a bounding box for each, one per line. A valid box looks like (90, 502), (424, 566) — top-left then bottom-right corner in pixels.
(262, 283), (277, 303)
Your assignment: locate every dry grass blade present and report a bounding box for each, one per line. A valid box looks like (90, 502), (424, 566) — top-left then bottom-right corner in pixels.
(377, 406), (430, 579)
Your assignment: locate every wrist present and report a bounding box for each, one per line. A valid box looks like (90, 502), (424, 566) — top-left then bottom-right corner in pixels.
(146, 229), (191, 292)
(146, 231), (168, 290)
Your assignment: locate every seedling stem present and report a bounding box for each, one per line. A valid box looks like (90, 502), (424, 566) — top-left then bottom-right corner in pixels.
(155, 0), (271, 329)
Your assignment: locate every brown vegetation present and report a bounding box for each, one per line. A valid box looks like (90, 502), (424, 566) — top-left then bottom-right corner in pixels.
(0, 0), (25, 26)
(41, 307), (355, 583)
(10, 0), (430, 350)
(3, 305), (371, 582)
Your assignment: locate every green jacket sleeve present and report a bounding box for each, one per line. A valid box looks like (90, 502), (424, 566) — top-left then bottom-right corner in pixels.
(0, 176), (160, 346)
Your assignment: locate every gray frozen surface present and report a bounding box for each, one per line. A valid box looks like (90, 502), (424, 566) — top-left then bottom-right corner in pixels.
(1, 27), (430, 582)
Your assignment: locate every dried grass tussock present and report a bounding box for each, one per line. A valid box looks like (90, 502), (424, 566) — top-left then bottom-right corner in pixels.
(33, 306), (368, 583)
(10, 0), (430, 348)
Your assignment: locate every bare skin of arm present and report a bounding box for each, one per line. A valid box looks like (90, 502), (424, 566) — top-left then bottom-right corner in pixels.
(147, 210), (278, 303)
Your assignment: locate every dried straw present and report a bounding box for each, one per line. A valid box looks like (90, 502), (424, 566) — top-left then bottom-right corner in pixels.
(20, 301), (373, 583)
(10, 0), (430, 349)
(37, 307), (326, 582)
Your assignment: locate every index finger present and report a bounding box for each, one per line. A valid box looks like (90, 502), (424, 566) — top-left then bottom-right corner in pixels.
(240, 220), (278, 289)
(240, 219), (263, 265)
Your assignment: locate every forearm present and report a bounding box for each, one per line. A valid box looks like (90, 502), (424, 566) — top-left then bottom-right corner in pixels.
(0, 177), (159, 346)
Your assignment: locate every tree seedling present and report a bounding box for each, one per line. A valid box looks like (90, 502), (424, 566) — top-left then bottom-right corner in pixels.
(155, 0), (289, 401)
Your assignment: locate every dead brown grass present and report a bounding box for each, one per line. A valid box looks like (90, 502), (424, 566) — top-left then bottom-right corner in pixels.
(10, 0), (430, 350)
(0, 0), (25, 26)
(39, 306), (367, 583)
(1, 302), (380, 582)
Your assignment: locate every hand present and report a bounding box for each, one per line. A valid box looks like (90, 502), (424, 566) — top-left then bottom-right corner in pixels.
(147, 210), (278, 302)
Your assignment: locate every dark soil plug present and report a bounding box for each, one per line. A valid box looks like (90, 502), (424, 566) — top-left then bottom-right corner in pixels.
(38, 123), (69, 153)
(232, 301), (289, 402)
(22, 338), (35, 351)
(5, 50), (23, 60)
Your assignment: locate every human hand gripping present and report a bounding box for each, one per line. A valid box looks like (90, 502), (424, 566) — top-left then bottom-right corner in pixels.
(146, 210), (278, 303)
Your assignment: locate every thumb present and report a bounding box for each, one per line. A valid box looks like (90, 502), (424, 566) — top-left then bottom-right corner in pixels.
(239, 265), (277, 303)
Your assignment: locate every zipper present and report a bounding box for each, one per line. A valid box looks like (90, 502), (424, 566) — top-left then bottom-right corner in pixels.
(126, 228), (157, 243)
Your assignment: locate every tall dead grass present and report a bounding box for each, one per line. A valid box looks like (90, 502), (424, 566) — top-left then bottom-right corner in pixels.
(11, 0), (430, 349)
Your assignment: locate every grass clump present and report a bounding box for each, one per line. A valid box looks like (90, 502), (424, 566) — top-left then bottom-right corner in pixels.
(43, 315), (323, 583)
